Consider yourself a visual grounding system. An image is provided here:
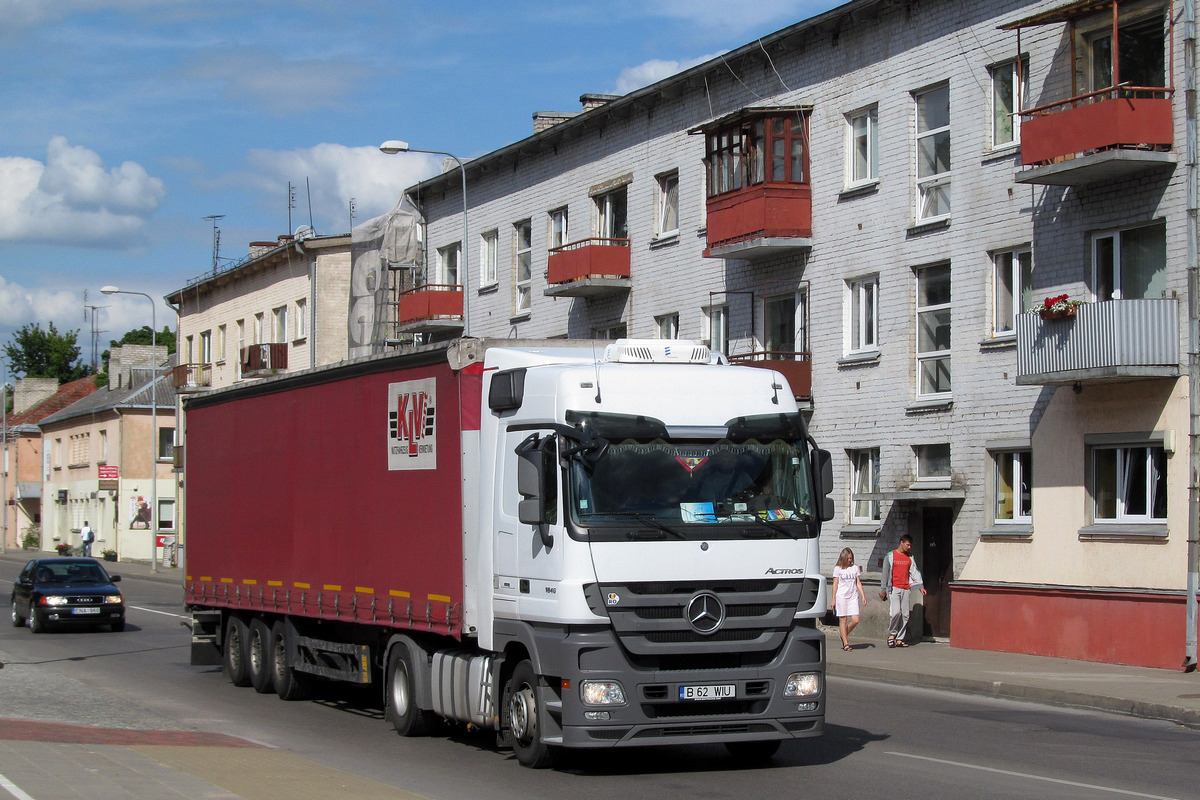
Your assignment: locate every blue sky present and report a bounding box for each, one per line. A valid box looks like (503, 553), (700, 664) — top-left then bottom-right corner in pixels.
(0, 0), (839, 373)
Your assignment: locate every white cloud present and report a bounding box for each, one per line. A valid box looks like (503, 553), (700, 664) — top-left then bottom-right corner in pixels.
(0, 137), (165, 247)
(615, 52), (727, 94)
(0, 274), (81, 331)
(242, 143), (444, 234)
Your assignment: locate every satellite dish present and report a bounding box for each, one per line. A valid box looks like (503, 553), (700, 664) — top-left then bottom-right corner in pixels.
(294, 224), (315, 240)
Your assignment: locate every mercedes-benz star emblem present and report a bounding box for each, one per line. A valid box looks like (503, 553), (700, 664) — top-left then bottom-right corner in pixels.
(686, 592), (725, 635)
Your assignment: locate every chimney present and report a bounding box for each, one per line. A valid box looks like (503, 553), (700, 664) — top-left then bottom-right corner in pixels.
(580, 93), (620, 112)
(107, 344), (169, 391)
(13, 378), (58, 415)
(533, 111), (577, 134)
(249, 241), (276, 258)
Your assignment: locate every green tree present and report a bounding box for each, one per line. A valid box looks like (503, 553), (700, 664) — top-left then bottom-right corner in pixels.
(3, 322), (91, 383)
(108, 325), (176, 354)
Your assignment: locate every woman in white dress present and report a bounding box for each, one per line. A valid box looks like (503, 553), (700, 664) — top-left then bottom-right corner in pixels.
(830, 548), (867, 651)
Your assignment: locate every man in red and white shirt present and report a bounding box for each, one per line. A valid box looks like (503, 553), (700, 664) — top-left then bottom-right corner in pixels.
(879, 534), (926, 648)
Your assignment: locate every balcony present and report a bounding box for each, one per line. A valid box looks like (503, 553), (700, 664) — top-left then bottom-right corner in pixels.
(727, 351), (812, 400)
(1015, 299), (1179, 386)
(240, 343), (288, 378)
(704, 184), (812, 260)
(1016, 89), (1175, 186)
(544, 238), (631, 298)
(172, 363), (211, 393)
(395, 284), (464, 334)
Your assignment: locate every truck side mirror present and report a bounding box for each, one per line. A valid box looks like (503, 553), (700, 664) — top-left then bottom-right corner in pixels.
(515, 434), (557, 547)
(814, 448), (835, 522)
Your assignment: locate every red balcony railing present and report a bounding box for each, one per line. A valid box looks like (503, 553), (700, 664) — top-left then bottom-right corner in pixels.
(171, 362), (211, 391)
(727, 351), (812, 400)
(705, 183), (812, 257)
(547, 238), (631, 285)
(240, 343), (288, 375)
(397, 284), (464, 326)
(1020, 87), (1173, 167)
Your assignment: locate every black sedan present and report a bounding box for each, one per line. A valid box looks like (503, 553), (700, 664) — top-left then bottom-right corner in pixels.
(10, 558), (125, 633)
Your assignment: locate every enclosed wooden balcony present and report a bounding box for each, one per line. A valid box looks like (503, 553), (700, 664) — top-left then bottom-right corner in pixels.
(172, 363), (211, 392)
(544, 238), (631, 298)
(240, 343), (288, 377)
(395, 284), (464, 334)
(1015, 299), (1179, 385)
(1016, 89), (1175, 186)
(704, 184), (812, 259)
(727, 351), (812, 400)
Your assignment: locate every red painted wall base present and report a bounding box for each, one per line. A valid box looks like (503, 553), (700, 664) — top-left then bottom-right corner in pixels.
(950, 582), (1197, 671)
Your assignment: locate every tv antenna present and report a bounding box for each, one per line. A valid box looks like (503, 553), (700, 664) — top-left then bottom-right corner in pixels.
(203, 215), (225, 275)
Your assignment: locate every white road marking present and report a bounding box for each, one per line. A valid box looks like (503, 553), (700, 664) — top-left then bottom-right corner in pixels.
(888, 752), (1182, 800)
(0, 772), (37, 800)
(126, 605), (189, 620)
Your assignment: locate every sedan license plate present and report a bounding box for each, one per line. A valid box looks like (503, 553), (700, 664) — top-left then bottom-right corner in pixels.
(72, 607), (101, 615)
(679, 683), (736, 701)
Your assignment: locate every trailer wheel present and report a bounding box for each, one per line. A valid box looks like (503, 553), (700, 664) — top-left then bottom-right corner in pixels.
(223, 616), (252, 687)
(248, 619), (275, 694)
(385, 646), (434, 736)
(503, 660), (557, 769)
(270, 621), (312, 701)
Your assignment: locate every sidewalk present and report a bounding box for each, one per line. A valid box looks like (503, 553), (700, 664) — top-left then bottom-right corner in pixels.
(4, 551), (1199, 728)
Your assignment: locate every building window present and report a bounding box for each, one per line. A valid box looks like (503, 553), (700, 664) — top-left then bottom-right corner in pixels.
(69, 433), (90, 466)
(481, 229), (498, 287)
(514, 220), (532, 314)
(254, 313), (264, 345)
(550, 208), (569, 249)
(990, 59), (1025, 149)
(705, 112), (810, 197)
(593, 322), (628, 339)
(184, 335), (194, 365)
(99, 430), (108, 463)
(993, 248), (1032, 336)
(766, 292), (806, 357)
(1092, 444), (1167, 522)
(1089, 12), (1166, 92)
(157, 499), (175, 532)
(993, 450), (1032, 523)
(849, 448), (881, 524)
(437, 243), (461, 287)
(158, 427), (175, 461)
(199, 330), (212, 364)
(847, 276), (879, 354)
(916, 443), (951, 481)
(656, 171), (679, 237)
(1093, 222), (1167, 301)
(915, 82), (951, 221)
(706, 305), (729, 354)
(848, 106), (878, 185)
(295, 298), (307, 339)
(216, 324), (226, 361)
(656, 313), (679, 339)
(916, 263), (951, 397)
(595, 187), (628, 240)
(272, 306), (287, 344)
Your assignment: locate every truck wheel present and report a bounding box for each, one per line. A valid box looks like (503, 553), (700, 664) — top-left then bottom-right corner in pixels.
(725, 740), (781, 763)
(10, 599), (25, 628)
(270, 621), (313, 700)
(248, 619), (275, 694)
(385, 646), (435, 736)
(503, 660), (557, 769)
(223, 616), (252, 687)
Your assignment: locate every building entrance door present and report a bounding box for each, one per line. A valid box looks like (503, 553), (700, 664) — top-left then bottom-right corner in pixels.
(920, 507), (954, 638)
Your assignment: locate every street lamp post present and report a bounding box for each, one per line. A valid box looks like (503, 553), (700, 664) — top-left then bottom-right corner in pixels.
(1, 379), (9, 554)
(379, 140), (470, 335)
(100, 286), (159, 573)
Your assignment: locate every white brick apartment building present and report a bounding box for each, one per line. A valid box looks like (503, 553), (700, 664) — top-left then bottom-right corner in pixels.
(393, 0), (1196, 668)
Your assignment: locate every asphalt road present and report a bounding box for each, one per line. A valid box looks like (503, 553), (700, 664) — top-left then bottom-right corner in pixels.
(1, 569), (1197, 800)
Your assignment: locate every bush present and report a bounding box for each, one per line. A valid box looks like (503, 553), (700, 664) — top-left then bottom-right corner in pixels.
(21, 524), (40, 550)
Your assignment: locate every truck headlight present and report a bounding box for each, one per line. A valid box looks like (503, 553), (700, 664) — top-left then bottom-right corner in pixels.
(580, 680), (627, 706)
(40, 595), (68, 606)
(783, 672), (821, 698)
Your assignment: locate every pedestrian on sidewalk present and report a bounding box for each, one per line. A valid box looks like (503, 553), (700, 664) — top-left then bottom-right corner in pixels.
(879, 534), (925, 648)
(80, 521), (94, 557)
(831, 547), (866, 651)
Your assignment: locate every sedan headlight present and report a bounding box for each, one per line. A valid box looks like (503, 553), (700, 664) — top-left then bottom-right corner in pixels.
(580, 680), (627, 706)
(40, 595), (69, 606)
(104, 595), (123, 604)
(783, 672), (821, 698)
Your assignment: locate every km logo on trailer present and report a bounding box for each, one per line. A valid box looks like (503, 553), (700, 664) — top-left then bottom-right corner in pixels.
(388, 377), (437, 470)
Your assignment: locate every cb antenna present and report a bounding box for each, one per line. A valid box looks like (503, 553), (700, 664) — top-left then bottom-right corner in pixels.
(204, 215), (225, 275)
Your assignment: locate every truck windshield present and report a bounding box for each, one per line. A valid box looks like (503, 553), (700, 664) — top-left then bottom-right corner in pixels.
(569, 438), (817, 538)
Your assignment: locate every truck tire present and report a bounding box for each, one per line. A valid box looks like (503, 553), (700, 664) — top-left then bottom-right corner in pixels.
(248, 619), (275, 694)
(270, 620), (312, 701)
(385, 645), (435, 736)
(223, 616), (252, 687)
(503, 660), (557, 769)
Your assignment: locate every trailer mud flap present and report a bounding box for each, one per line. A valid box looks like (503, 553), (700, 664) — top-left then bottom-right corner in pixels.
(189, 610), (223, 666)
(293, 635), (372, 683)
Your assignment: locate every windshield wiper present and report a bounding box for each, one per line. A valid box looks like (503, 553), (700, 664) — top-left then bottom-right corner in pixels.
(744, 512), (801, 540)
(605, 512), (686, 539)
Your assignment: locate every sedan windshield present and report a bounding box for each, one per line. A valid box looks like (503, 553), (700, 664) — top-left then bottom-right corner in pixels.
(570, 439), (816, 534)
